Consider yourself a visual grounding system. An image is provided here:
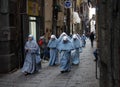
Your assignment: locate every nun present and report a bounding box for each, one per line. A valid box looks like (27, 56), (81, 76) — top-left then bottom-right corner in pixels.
(22, 35), (41, 75)
(81, 34), (86, 47)
(57, 36), (74, 73)
(47, 35), (58, 66)
(71, 34), (82, 65)
(57, 32), (67, 43)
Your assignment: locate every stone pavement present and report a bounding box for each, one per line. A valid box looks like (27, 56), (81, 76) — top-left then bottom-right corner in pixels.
(0, 39), (99, 87)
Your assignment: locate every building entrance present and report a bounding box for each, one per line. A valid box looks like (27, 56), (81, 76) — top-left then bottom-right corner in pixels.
(29, 17), (37, 40)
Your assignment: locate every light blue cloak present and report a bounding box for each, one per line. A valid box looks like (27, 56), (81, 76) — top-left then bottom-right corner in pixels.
(47, 38), (58, 66)
(22, 40), (41, 74)
(71, 37), (82, 65)
(71, 38), (81, 49)
(57, 32), (72, 43)
(81, 35), (86, 47)
(57, 38), (74, 71)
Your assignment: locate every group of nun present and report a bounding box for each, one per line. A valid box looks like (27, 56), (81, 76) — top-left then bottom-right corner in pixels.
(22, 32), (86, 75)
(47, 32), (84, 73)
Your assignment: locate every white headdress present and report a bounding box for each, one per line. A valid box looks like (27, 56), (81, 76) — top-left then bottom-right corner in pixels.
(51, 35), (56, 38)
(73, 34), (77, 39)
(63, 36), (68, 41)
(28, 34), (33, 38)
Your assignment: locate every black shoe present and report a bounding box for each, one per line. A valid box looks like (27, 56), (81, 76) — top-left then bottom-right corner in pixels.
(61, 71), (65, 73)
(94, 59), (97, 61)
(65, 70), (71, 72)
(24, 72), (29, 76)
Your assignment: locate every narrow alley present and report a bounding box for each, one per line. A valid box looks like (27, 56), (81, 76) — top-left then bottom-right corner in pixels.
(0, 39), (99, 87)
(0, 0), (120, 87)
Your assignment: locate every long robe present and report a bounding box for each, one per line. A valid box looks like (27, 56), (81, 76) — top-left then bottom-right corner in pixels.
(76, 34), (83, 53)
(47, 38), (58, 66)
(22, 40), (41, 74)
(57, 39), (74, 71)
(71, 38), (82, 65)
(81, 35), (86, 47)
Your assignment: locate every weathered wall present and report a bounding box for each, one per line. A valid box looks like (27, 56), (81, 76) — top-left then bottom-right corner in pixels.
(97, 0), (120, 87)
(44, 0), (53, 41)
(0, 0), (21, 73)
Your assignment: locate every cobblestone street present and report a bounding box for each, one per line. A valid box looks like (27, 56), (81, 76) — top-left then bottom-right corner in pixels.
(0, 39), (99, 87)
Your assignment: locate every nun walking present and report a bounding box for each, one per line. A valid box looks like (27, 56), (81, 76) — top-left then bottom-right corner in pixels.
(57, 32), (67, 43)
(22, 35), (41, 75)
(47, 35), (58, 66)
(81, 34), (86, 47)
(57, 36), (74, 73)
(71, 34), (82, 65)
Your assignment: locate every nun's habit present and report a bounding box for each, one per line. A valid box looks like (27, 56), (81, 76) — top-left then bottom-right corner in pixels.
(47, 35), (58, 66)
(71, 34), (82, 65)
(57, 36), (74, 73)
(57, 32), (67, 43)
(22, 35), (41, 75)
(81, 34), (86, 47)
(58, 32), (72, 42)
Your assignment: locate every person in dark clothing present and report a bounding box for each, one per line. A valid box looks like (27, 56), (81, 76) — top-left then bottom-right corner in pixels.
(89, 32), (95, 47)
(38, 35), (49, 61)
(93, 49), (98, 61)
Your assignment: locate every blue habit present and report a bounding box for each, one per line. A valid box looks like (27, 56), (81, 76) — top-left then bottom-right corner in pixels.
(47, 38), (58, 66)
(22, 40), (41, 74)
(81, 35), (86, 47)
(71, 36), (82, 65)
(57, 38), (74, 72)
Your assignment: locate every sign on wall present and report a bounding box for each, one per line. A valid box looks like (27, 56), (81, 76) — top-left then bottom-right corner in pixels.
(27, 0), (39, 16)
(64, 0), (72, 8)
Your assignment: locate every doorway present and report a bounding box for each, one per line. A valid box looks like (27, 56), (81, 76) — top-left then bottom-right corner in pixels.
(29, 17), (37, 40)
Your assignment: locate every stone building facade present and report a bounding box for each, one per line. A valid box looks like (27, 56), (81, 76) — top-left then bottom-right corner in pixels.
(0, 0), (21, 73)
(97, 0), (120, 87)
(0, 0), (42, 73)
(0, 0), (73, 73)
(79, 0), (89, 35)
(44, 0), (65, 40)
